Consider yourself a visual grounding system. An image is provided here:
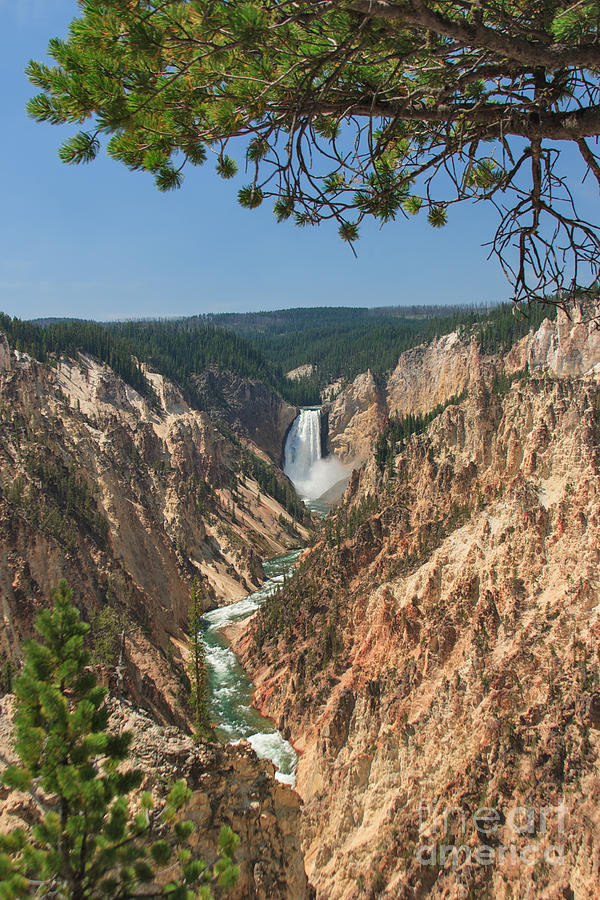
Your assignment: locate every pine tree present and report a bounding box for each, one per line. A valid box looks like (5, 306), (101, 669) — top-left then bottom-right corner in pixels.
(26, 2), (600, 301)
(0, 580), (238, 899)
(187, 578), (212, 743)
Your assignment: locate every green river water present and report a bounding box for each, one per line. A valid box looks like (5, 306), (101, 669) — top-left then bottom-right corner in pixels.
(201, 549), (302, 786)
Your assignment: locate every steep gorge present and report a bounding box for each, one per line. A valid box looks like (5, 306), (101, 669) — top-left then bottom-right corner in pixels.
(3, 306), (600, 899)
(0, 335), (309, 726)
(235, 308), (600, 899)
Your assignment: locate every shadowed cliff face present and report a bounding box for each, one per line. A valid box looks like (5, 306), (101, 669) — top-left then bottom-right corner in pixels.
(0, 335), (309, 725)
(192, 368), (298, 466)
(236, 321), (600, 898)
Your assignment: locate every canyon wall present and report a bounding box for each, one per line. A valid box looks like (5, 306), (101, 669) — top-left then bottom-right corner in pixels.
(237, 310), (600, 899)
(324, 371), (387, 465)
(326, 306), (600, 466)
(192, 368), (298, 466)
(4, 307), (600, 899)
(0, 336), (308, 725)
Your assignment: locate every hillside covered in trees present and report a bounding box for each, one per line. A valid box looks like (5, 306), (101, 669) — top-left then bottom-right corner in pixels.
(2, 302), (556, 411)
(0, 313), (318, 406)
(208, 301), (556, 385)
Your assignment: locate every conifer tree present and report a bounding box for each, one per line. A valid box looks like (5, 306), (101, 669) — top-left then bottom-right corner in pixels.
(0, 580), (239, 900)
(26, 1), (600, 302)
(187, 578), (212, 743)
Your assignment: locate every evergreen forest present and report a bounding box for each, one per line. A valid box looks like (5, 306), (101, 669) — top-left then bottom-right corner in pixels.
(0, 302), (556, 410)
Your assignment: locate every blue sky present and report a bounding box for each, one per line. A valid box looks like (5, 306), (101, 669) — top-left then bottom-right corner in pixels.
(0, 1), (591, 320)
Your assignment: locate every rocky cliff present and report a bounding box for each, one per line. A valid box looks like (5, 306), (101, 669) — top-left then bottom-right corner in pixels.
(326, 306), (600, 466)
(0, 335), (309, 725)
(0, 694), (311, 899)
(236, 310), (600, 899)
(506, 303), (600, 378)
(324, 371), (387, 465)
(192, 368), (298, 466)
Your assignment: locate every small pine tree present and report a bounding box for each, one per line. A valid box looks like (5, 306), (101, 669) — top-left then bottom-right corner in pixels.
(0, 580), (238, 899)
(188, 578), (212, 742)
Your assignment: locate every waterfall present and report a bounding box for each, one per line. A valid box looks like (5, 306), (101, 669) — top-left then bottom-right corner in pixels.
(284, 408), (322, 488)
(284, 408), (348, 501)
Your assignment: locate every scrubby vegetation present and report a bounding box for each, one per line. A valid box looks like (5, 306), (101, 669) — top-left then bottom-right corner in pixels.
(89, 606), (129, 668)
(2, 452), (109, 551)
(321, 494), (379, 545)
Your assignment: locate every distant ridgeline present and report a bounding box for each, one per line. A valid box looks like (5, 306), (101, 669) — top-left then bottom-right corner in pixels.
(207, 302), (557, 386)
(0, 313), (318, 407)
(0, 302), (556, 411)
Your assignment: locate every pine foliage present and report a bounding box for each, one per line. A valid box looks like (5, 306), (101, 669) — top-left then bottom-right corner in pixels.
(0, 581), (239, 900)
(187, 579), (212, 743)
(25, 0), (600, 300)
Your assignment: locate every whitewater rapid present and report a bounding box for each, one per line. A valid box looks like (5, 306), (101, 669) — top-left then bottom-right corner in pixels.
(201, 551), (301, 785)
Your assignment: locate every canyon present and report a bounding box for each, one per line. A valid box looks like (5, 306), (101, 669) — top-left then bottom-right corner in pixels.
(1, 305), (599, 898)
(0, 336), (313, 898)
(0, 336), (311, 719)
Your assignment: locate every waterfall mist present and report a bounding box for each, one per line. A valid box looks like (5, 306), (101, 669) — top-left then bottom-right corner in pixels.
(284, 409), (348, 501)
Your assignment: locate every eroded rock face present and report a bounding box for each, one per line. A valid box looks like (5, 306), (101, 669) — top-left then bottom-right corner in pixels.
(325, 331), (491, 465)
(508, 306), (600, 377)
(325, 371), (387, 465)
(327, 305), (600, 466)
(287, 364), (315, 381)
(0, 341), (309, 724)
(192, 369), (298, 466)
(238, 372), (600, 899)
(386, 332), (489, 419)
(0, 695), (311, 900)
(0, 334), (11, 373)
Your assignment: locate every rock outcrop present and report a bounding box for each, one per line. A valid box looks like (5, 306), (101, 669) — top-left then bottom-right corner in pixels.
(0, 695), (311, 900)
(238, 350), (600, 898)
(324, 370), (387, 465)
(385, 331), (489, 419)
(327, 305), (600, 465)
(507, 304), (600, 377)
(287, 364), (315, 382)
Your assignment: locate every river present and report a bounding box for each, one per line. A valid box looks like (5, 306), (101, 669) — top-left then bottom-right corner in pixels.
(201, 549), (302, 786)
